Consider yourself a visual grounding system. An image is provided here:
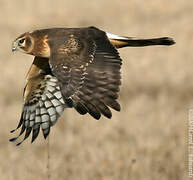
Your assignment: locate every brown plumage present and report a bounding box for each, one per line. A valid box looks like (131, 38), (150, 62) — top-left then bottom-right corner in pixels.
(10, 26), (175, 145)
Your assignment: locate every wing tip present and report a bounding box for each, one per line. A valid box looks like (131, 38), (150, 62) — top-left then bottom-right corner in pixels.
(10, 129), (17, 133)
(16, 142), (22, 146)
(9, 137), (17, 142)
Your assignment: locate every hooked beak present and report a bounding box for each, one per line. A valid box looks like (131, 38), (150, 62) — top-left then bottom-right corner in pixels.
(12, 41), (18, 52)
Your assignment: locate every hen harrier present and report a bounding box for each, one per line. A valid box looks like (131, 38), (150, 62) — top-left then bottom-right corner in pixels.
(10, 26), (175, 145)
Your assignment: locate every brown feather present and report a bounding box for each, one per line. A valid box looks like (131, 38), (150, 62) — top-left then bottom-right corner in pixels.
(48, 27), (122, 119)
(24, 57), (50, 101)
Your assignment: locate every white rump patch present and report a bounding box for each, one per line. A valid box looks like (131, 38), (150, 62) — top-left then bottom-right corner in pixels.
(106, 32), (128, 40)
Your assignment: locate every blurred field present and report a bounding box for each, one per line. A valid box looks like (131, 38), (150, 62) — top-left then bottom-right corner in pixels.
(0, 0), (192, 179)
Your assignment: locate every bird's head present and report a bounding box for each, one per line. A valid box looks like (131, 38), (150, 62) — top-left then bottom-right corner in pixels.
(12, 33), (33, 53)
(12, 30), (50, 57)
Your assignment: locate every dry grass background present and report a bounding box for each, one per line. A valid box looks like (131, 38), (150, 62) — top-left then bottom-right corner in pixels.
(0, 0), (192, 179)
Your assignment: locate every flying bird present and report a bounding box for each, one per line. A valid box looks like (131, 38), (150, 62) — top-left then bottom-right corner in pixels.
(10, 26), (175, 145)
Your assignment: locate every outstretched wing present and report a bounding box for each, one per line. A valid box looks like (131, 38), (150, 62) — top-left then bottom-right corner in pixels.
(10, 57), (66, 145)
(49, 27), (122, 119)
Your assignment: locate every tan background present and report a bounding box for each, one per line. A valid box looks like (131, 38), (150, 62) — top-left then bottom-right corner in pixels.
(0, 0), (192, 179)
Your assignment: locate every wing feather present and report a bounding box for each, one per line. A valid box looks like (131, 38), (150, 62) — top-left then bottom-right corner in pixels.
(10, 57), (66, 145)
(49, 27), (122, 119)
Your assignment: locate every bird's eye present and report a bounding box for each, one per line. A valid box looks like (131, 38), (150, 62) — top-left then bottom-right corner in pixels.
(19, 38), (25, 44)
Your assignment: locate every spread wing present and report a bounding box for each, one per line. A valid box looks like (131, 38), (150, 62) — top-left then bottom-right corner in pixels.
(49, 27), (122, 120)
(10, 57), (66, 145)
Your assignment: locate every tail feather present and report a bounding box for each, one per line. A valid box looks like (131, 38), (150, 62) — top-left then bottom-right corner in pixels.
(106, 33), (175, 48)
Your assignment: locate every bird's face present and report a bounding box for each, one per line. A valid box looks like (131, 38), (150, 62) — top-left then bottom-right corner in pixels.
(12, 33), (34, 54)
(12, 31), (50, 57)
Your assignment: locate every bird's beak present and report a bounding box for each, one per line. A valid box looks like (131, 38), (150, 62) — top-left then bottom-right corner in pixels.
(12, 41), (18, 52)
